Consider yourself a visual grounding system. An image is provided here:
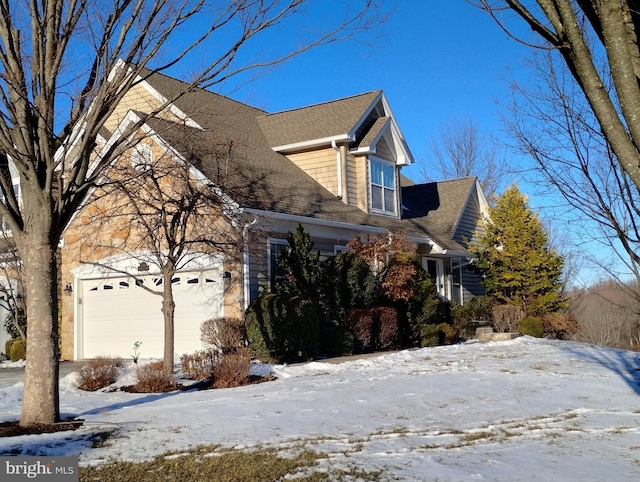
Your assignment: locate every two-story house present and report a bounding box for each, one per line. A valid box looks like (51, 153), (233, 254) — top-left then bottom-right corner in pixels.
(58, 70), (489, 360)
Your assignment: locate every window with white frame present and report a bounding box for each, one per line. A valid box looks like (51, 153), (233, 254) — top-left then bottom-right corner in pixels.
(370, 158), (396, 214)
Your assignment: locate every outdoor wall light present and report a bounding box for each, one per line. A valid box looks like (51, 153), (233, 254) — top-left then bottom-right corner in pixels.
(64, 283), (73, 294)
(222, 271), (232, 282)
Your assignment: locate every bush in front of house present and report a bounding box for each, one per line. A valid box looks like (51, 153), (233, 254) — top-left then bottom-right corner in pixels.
(319, 251), (379, 324)
(200, 317), (244, 354)
(211, 347), (251, 388)
(133, 363), (178, 392)
(8, 338), (26, 361)
(77, 356), (123, 391)
(5, 339), (17, 358)
(465, 296), (496, 322)
(520, 316), (544, 338)
(180, 349), (220, 380)
(492, 304), (525, 333)
(245, 293), (321, 363)
(346, 306), (400, 353)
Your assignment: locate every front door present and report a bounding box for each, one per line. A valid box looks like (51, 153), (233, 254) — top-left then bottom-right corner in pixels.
(423, 257), (447, 300)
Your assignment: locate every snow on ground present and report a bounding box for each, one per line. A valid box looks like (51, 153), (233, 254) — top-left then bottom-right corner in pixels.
(1, 337), (640, 480)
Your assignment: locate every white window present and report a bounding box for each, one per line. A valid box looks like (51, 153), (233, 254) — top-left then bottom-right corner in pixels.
(370, 158), (396, 215)
(131, 143), (154, 171)
(334, 245), (352, 255)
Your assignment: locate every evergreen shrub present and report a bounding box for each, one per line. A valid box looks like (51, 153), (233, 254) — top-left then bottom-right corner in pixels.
(245, 293), (321, 363)
(465, 296), (496, 322)
(520, 316), (544, 338)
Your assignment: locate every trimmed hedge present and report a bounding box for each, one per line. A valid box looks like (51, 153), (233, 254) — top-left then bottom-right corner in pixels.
(245, 293), (321, 363)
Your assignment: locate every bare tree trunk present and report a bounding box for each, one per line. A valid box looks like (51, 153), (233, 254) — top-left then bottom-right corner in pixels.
(161, 264), (176, 375)
(19, 229), (59, 426)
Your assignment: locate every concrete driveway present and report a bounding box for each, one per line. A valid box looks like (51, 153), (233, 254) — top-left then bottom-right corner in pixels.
(0, 360), (86, 389)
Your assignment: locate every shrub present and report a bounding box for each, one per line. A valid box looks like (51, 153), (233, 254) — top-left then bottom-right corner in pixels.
(245, 293), (321, 363)
(319, 251), (379, 324)
(201, 317), (244, 354)
(8, 339), (26, 361)
(134, 363), (178, 392)
(77, 356), (123, 391)
(465, 296), (496, 321)
(4, 339), (17, 357)
(492, 304), (524, 333)
(542, 312), (580, 339)
(520, 316), (544, 338)
(180, 349), (220, 380)
(346, 307), (400, 353)
(319, 320), (355, 358)
(211, 348), (251, 388)
(419, 322), (459, 347)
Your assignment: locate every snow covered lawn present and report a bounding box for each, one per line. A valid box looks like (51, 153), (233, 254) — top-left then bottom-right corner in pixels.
(1, 337), (640, 480)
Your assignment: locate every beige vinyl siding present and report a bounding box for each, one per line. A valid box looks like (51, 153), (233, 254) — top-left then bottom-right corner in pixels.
(285, 148), (339, 196)
(355, 155), (368, 212)
(375, 137), (394, 160)
(104, 83), (184, 132)
(345, 153), (358, 206)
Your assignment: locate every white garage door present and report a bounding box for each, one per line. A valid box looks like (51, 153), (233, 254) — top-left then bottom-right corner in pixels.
(80, 270), (222, 359)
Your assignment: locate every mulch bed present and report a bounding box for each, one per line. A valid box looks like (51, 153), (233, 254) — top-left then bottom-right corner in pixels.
(0, 419), (83, 438)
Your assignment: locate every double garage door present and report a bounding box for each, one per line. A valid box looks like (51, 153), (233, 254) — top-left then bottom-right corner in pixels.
(79, 269), (222, 359)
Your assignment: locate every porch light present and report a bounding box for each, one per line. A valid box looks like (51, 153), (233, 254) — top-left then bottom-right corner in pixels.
(64, 283), (73, 294)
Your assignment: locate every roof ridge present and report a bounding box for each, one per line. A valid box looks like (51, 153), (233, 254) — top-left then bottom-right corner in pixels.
(257, 90), (382, 117)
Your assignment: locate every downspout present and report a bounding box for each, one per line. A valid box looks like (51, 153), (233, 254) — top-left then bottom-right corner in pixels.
(242, 217), (258, 312)
(340, 143), (348, 204)
(332, 140), (343, 200)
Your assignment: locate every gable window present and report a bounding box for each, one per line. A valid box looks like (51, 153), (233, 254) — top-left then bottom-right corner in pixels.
(131, 143), (154, 172)
(370, 158), (396, 215)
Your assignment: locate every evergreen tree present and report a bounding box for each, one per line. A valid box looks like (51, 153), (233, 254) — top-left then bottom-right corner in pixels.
(470, 185), (566, 316)
(275, 223), (321, 300)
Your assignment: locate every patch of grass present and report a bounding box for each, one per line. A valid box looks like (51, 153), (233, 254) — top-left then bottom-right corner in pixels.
(460, 431), (495, 443)
(79, 445), (383, 482)
(89, 430), (118, 449)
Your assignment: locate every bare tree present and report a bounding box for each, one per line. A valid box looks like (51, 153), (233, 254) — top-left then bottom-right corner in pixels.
(0, 0), (386, 426)
(571, 279), (640, 348)
(420, 117), (508, 202)
(73, 132), (253, 375)
(474, 1), (640, 194)
(502, 49), (640, 288)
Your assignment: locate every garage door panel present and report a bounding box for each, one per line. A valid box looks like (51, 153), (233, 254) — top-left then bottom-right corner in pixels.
(81, 270), (222, 359)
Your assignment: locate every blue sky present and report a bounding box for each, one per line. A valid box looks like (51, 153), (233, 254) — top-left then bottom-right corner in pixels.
(224, 1), (532, 183)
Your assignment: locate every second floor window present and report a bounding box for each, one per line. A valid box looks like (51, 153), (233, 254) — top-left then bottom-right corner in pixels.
(370, 158), (396, 215)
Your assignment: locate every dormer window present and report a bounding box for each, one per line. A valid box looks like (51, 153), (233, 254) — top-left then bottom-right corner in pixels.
(370, 158), (396, 215)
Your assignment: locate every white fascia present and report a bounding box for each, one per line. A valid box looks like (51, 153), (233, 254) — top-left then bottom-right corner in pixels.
(272, 134), (353, 153)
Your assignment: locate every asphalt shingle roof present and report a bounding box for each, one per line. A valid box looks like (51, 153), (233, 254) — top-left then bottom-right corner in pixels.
(257, 91), (381, 148)
(138, 71), (475, 253)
